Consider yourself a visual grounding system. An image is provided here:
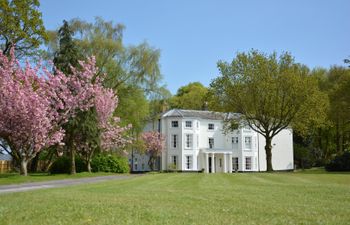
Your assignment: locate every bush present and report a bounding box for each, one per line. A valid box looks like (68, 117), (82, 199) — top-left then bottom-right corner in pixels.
(50, 156), (86, 174)
(325, 151), (350, 171)
(91, 154), (129, 173)
(294, 144), (314, 169)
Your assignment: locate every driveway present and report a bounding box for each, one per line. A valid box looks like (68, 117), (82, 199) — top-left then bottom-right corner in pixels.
(0, 174), (139, 194)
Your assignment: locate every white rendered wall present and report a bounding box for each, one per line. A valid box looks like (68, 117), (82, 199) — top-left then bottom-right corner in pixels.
(257, 129), (294, 171)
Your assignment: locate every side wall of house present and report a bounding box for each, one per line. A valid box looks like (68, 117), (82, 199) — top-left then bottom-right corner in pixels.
(258, 129), (294, 171)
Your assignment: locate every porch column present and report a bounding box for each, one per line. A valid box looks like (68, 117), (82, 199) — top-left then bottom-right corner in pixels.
(211, 153), (215, 173)
(205, 153), (209, 173)
(228, 153), (233, 173)
(223, 153), (227, 173)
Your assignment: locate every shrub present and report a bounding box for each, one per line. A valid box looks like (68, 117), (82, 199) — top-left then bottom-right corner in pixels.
(91, 154), (129, 173)
(325, 151), (350, 171)
(294, 144), (313, 169)
(50, 156), (86, 174)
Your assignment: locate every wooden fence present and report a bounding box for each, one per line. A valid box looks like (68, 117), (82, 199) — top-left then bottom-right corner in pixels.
(0, 160), (12, 173)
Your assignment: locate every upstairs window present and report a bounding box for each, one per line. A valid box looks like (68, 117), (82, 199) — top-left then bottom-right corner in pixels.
(185, 121), (192, 128)
(185, 134), (193, 148)
(209, 138), (214, 149)
(208, 123), (214, 130)
(232, 137), (238, 144)
(245, 137), (252, 149)
(171, 121), (178, 128)
(171, 134), (178, 148)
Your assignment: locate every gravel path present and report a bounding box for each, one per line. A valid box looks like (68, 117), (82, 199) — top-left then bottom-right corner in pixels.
(0, 175), (139, 194)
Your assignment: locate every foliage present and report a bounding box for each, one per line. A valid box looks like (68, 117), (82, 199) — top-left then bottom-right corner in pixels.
(0, 49), (100, 175)
(0, 0), (47, 58)
(294, 143), (313, 169)
(53, 20), (82, 75)
(325, 151), (350, 171)
(91, 154), (129, 173)
(49, 156), (86, 174)
(169, 82), (208, 110)
(141, 131), (165, 170)
(209, 50), (328, 171)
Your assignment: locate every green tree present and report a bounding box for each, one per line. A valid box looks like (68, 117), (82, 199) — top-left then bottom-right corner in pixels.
(46, 18), (164, 147)
(170, 82), (208, 110)
(53, 20), (82, 75)
(0, 0), (47, 58)
(209, 50), (327, 171)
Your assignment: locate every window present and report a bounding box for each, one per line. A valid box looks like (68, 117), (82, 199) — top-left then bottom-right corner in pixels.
(245, 137), (252, 149)
(208, 123), (214, 130)
(185, 121), (192, 128)
(232, 137), (238, 144)
(171, 121), (178, 128)
(232, 157), (239, 171)
(171, 134), (178, 148)
(209, 138), (214, 149)
(134, 164), (138, 170)
(185, 155), (193, 169)
(245, 157), (252, 170)
(185, 134), (193, 148)
(172, 155), (177, 166)
(219, 158), (222, 167)
(142, 163), (145, 170)
(197, 121), (199, 128)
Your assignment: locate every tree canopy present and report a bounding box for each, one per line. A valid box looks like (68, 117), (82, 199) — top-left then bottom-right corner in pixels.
(0, 0), (47, 58)
(209, 50), (328, 171)
(170, 82), (208, 110)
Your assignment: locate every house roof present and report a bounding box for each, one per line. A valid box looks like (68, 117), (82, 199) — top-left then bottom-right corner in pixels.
(162, 109), (240, 120)
(0, 154), (12, 161)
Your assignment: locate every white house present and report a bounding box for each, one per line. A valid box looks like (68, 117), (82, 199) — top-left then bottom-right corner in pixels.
(131, 109), (294, 173)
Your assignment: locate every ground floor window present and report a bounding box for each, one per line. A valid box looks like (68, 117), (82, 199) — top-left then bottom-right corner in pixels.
(185, 155), (193, 169)
(245, 157), (252, 170)
(232, 157), (239, 171)
(172, 155), (177, 167)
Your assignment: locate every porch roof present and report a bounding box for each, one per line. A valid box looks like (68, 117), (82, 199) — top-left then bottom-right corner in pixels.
(200, 149), (233, 154)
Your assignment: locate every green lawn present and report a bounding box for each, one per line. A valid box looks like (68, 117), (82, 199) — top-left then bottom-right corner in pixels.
(0, 171), (349, 225)
(0, 172), (118, 185)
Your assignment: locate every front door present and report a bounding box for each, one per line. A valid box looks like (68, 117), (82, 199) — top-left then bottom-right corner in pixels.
(208, 157), (212, 173)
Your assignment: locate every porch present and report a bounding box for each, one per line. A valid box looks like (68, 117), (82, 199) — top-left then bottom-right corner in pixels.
(200, 149), (233, 173)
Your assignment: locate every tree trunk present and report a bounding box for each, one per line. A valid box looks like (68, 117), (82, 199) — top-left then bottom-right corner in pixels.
(70, 147), (76, 175)
(20, 160), (28, 176)
(265, 136), (273, 172)
(30, 152), (40, 172)
(87, 159), (92, 173)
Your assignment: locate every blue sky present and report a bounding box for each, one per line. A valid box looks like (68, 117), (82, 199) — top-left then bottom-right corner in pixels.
(40, 0), (350, 94)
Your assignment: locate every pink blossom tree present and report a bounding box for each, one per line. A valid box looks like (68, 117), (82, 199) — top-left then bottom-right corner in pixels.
(0, 49), (131, 175)
(76, 87), (132, 172)
(141, 131), (165, 170)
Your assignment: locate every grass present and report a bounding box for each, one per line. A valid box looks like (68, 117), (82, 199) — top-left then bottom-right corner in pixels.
(0, 170), (349, 225)
(0, 172), (119, 185)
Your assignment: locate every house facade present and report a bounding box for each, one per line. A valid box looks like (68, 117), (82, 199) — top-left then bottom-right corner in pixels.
(131, 109), (294, 173)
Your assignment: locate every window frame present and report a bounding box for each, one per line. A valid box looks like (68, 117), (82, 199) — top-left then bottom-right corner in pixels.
(245, 157), (252, 170)
(185, 134), (193, 149)
(185, 155), (193, 170)
(171, 134), (178, 149)
(171, 120), (179, 128)
(244, 136), (252, 150)
(208, 123), (215, 130)
(185, 121), (192, 128)
(208, 138), (214, 149)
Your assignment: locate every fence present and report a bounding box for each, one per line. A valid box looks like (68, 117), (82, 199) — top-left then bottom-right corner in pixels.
(0, 160), (12, 173)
